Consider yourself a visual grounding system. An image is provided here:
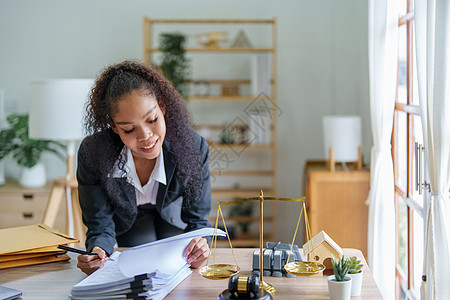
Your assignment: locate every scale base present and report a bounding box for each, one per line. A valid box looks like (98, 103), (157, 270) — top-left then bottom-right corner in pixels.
(217, 289), (272, 300)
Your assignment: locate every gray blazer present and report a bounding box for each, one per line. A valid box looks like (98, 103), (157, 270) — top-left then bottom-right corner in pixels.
(77, 132), (211, 255)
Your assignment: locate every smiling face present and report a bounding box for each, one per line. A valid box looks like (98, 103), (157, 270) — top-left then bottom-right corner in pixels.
(111, 89), (166, 163)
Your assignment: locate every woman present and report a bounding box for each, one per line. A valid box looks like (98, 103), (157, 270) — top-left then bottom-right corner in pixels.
(76, 61), (211, 275)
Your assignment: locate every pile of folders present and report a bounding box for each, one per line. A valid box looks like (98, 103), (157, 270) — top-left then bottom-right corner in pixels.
(0, 224), (78, 269)
(70, 252), (192, 300)
(69, 228), (225, 300)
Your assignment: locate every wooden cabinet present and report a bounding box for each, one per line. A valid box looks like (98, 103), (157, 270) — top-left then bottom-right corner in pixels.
(304, 160), (370, 258)
(0, 180), (66, 232)
(143, 18), (277, 246)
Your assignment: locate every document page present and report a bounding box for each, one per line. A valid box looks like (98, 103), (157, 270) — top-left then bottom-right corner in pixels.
(118, 227), (225, 277)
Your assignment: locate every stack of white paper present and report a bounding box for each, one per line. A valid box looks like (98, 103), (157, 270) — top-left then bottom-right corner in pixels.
(70, 228), (226, 300)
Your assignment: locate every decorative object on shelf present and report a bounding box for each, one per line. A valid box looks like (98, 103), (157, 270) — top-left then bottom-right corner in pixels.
(159, 32), (190, 99)
(196, 31), (229, 48)
(192, 80), (211, 96)
(197, 125), (213, 143)
(302, 230), (343, 275)
(231, 30), (252, 48)
(0, 114), (65, 188)
(221, 84), (240, 96)
(234, 124), (248, 145)
(219, 122), (248, 146)
(328, 255), (352, 300)
(219, 124), (236, 144)
(346, 256), (363, 296)
(251, 54), (271, 97)
(323, 115), (362, 171)
(30, 79), (93, 243)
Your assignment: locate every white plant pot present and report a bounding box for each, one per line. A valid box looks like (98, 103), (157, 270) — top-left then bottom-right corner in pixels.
(19, 162), (47, 188)
(347, 270), (363, 296)
(327, 275), (352, 300)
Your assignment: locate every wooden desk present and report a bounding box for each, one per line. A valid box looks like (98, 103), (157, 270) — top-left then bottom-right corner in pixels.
(0, 248), (381, 299)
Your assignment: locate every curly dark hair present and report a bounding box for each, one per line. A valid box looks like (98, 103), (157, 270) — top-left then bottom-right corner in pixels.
(83, 60), (202, 204)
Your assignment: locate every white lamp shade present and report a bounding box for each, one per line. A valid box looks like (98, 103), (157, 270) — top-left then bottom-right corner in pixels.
(323, 115), (361, 162)
(29, 79), (94, 141)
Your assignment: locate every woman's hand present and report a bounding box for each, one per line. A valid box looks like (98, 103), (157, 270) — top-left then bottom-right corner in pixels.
(77, 246), (109, 275)
(183, 237), (210, 269)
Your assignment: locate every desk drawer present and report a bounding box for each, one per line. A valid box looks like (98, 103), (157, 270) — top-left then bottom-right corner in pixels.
(0, 212), (66, 231)
(0, 196), (49, 213)
(0, 211), (45, 228)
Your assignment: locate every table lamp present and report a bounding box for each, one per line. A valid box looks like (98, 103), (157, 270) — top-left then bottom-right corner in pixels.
(29, 79), (94, 242)
(323, 115), (362, 171)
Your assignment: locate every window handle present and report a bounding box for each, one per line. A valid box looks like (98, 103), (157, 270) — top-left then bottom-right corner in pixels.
(418, 144), (423, 195)
(415, 142), (420, 192)
(420, 145), (430, 192)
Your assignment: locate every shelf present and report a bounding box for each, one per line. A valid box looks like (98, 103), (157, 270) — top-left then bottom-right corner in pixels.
(211, 188), (274, 198)
(188, 95), (256, 101)
(187, 79), (275, 85)
(210, 170), (273, 177)
(187, 79), (251, 85)
(145, 19), (275, 25)
(209, 216), (274, 223)
(188, 95), (276, 101)
(146, 47), (274, 53)
(209, 143), (273, 150)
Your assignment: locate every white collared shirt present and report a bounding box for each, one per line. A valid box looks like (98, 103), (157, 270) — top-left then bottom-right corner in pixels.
(111, 147), (166, 206)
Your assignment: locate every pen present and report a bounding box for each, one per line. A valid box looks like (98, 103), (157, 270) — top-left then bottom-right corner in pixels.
(57, 244), (96, 255)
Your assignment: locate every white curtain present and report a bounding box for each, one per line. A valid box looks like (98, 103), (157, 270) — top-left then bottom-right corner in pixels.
(367, 0), (398, 299)
(414, 0), (450, 299)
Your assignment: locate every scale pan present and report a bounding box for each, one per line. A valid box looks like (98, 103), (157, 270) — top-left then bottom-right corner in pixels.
(199, 264), (240, 280)
(284, 261), (325, 276)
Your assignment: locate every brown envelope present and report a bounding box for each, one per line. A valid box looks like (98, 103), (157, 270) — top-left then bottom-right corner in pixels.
(0, 224), (78, 255)
(0, 254), (71, 269)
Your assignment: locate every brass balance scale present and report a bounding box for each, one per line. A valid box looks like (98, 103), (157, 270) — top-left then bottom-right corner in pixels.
(199, 190), (325, 296)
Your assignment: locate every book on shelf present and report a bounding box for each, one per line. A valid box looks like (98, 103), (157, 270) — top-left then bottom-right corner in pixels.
(70, 227), (226, 300)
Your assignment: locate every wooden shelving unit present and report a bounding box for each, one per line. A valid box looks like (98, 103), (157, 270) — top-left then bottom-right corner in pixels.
(143, 18), (277, 247)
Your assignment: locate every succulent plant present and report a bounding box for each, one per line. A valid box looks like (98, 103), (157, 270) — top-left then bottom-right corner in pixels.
(331, 254), (350, 281)
(346, 256), (363, 274)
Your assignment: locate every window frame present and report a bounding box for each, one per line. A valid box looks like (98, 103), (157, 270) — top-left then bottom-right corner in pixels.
(393, 1), (425, 299)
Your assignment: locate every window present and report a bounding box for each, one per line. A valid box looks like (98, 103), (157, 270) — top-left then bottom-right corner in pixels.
(393, 1), (425, 299)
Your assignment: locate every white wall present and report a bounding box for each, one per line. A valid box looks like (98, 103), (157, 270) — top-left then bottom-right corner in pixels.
(0, 0), (370, 244)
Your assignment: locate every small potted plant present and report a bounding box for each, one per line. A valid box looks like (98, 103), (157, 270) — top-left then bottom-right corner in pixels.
(346, 256), (363, 296)
(328, 254), (352, 300)
(0, 114), (65, 187)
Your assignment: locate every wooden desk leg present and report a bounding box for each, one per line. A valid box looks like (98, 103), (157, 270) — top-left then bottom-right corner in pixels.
(42, 181), (65, 228)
